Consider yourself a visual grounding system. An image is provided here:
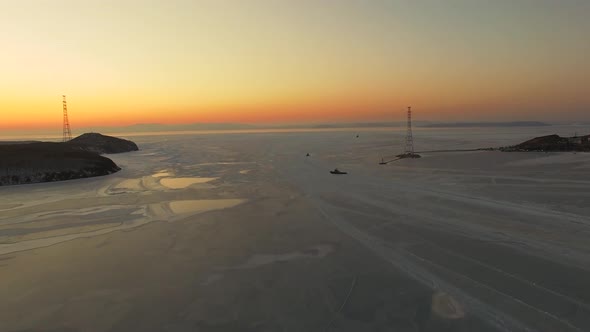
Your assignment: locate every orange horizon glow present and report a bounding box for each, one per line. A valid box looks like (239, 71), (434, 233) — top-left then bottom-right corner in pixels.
(1, 1), (589, 131)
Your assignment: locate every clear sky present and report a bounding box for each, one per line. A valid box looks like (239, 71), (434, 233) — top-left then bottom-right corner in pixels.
(1, 0), (589, 129)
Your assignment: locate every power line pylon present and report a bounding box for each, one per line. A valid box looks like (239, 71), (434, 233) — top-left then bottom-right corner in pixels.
(397, 106), (420, 159)
(404, 106), (414, 155)
(62, 95), (72, 142)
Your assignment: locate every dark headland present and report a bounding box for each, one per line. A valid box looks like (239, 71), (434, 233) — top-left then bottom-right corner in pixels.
(68, 133), (139, 154)
(501, 134), (590, 152)
(0, 133), (138, 186)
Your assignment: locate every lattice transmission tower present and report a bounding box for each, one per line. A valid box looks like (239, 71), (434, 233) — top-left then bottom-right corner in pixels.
(404, 106), (414, 154)
(395, 106), (420, 159)
(62, 95), (72, 142)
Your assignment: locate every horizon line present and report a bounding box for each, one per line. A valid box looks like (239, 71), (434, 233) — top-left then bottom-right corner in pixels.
(4, 120), (588, 134)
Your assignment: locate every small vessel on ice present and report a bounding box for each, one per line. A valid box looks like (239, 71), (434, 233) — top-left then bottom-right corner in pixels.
(330, 168), (347, 175)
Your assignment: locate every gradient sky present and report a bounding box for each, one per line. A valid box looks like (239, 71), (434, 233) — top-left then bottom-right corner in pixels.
(1, 0), (589, 129)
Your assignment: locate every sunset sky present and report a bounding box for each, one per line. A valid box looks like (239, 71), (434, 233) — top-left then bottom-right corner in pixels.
(1, 0), (589, 129)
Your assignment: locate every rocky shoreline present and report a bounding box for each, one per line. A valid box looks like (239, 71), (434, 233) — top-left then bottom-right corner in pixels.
(500, 134), (590, 152)
(0, 134), (138, 186)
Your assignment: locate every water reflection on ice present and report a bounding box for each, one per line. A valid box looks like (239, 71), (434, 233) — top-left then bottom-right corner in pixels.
(159, 177), (217, 189)
(152, 171), (173, 178)
(113, 178), (144, 191)
(192, 162), (255, 166)
(167, 199), (246, 214)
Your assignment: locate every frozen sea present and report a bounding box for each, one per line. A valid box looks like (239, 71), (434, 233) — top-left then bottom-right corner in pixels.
(1, 125), (590, 332)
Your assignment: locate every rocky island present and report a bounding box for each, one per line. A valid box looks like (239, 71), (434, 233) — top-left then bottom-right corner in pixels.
(0, 133), (138, 186)
(67, 132), (139, 154)
(501, 134), (590, 152)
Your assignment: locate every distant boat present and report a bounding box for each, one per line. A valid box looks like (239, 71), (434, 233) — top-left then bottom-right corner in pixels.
(330, 168), (347, 175)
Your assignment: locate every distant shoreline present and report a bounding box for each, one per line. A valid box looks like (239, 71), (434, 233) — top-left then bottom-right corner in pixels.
(419, 121), (551, 128)
(0, 127), (407, 141)
(4, 122), (590, 141)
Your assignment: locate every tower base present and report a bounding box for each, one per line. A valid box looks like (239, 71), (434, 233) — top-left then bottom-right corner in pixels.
(397, 153), (421, 159)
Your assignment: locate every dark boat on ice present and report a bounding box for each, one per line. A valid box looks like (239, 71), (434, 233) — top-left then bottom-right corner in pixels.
(330, 168), (347, 175)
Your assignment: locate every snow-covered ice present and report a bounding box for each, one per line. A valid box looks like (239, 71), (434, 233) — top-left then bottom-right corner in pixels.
(1, 125), (590, 331)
